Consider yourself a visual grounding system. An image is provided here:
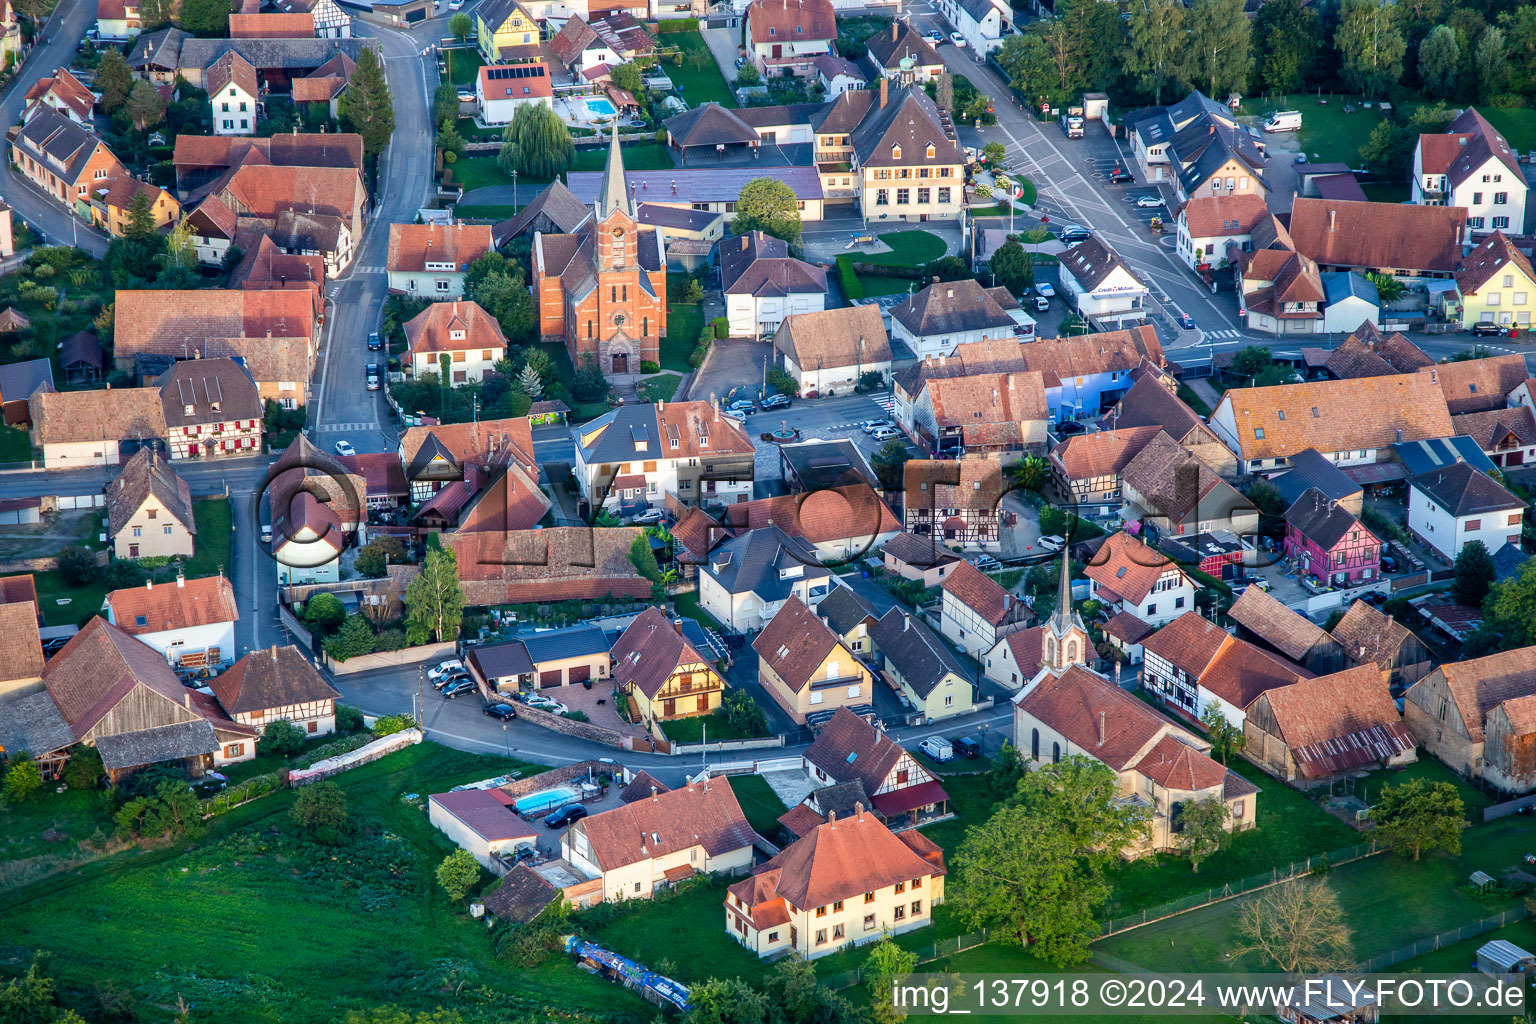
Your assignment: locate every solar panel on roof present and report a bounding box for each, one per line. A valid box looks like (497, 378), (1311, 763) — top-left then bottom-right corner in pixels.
(485, 65), (546, 80)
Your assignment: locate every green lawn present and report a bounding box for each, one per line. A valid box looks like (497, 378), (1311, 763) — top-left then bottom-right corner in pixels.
(452, 203), (521, 220)
(455, 115), (502, 141)
(180, 498), (232, 579)
(855, 275), (920, 298)
(728, 774), (790, 835)
(673, 590), (727, 633)
(859, 230), (948, 267)
(586, 877), (772, 986)
(1484, 107), (1536, 153)
(664, 300), (703, 372)
(638, 373), (682, 403)
(665, 31), (737, 108)
(1356, 755), (1494, 816)
(1361, 180), (1410, 203)
(32, 567), (111, 628)
(0, 743), (648, 1024)
(449, 155), (514, 192)
(0, 423), (33, 462)
(453, 142), (674, 192)
(446, 47), (483, 85)
(1247, 95), (1401, 168)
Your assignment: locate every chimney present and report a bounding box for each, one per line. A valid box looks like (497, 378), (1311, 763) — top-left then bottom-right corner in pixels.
(176, 569), (185, 589)
(674, 618), (683, 635)
(1329, 209), (1336, 233)
(651, 786), (658, 799)
(892, 21), (898, 39)
(903, 615), (910, 631)
(1098, 711), (1106, 746)
(880, 77), (888, 109)
(855, 801), (865, 821)
(827, 809), (837, 826)
(145, 578), (153, 590)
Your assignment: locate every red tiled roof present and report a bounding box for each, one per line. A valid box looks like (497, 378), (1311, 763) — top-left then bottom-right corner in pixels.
(1016, 665), (1167, 771)
(577, 778), (757, 872)
(1133, 733), (1226, 791)
(107, 576), (238, 635)
(1418, 355), (1529, 414)
(940, 559), (1016, 625)
(228, 12), (315, 36)
(386, 222), (493, 275)
(748, 0), (836, 46)
(724, 485), (900, 546)
(1180, 193), (1270, 239)
(1288, 197), (1466, 274)
(1084, 531), (1182, 605)
(1050, 424), (1164, 480)
(1254, 664), (1414, 779)
(403, 299), (508, 357)
(753, 596), (845, 693)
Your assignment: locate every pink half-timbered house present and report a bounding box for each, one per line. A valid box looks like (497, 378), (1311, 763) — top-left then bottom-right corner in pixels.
(1283, 487), (1381, 586)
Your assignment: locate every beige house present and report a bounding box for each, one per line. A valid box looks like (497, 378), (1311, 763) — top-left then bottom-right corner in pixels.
(105, 449), (196, 560)
(561, 778), (758, 903)
(754, 597), (872, 724)
(869, 608), (974, 721)
(880, 532), (961, 588)
(208, 646), (342, 751)
(1012, 665), (1257, 856)
(813, 586), (881, 659)
(609, 608), (725, 725)
(726, 808), (946, 959)
(1402, 647), (1536, 790)
(938, 559), (1030, 659)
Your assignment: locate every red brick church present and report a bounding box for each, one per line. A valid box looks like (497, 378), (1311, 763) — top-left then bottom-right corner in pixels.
(531, 124), (668, 380)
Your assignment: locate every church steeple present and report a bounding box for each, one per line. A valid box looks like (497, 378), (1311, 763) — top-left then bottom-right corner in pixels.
(594, 118), (631, 220)
(1043, 553), (1088, 673)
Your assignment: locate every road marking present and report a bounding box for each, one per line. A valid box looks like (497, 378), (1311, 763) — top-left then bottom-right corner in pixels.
(319, 421), (379, 433)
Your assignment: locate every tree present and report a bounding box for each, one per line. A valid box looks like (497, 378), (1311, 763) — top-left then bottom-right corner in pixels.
(304, 592), (347, 632)
(731, 178), (802, 246)
(871, 438), (910, 491)
(1365, 271), (1406, 303)
(178, 0), (229, 34)
(1371, 779), (1465, 861)
(433, 83), (462, 127)
(56, 546), (99, 586)
(291, 781), (350, 844)
(1453, 539), (1496, 607)
(572, 352), (609, 402)
(436, 117), (465, 157)
(449, 11), (472, 40)
(2, 754), (42, 803)
(1009, 454), (1047, 492)
(994, 32), (1057, 104)
(719, 689), (767, 737)
(472, 265), (536, 342)
(1123, 0), (1188, 105)
(1236, 878), (1353, 973)
(1336, 0), (1406, 98)
(1418, 25), (1460, 97)
(356, 535), (407, 579)
(1014, 757), (1150, 868)
(610, 61), (645, 97)
(864, 938), (920, 1024)
(162, 218), (199, 278)
(1252, 0), (1318, 93)
(124, 190), (159, 242)
(517, 361), (544, 399)
(1500, 5), (1536, 93)
(1231, 345), (1275, 378)
(1479, 559), (1536, 650)
(340, 46), (396, 156)
(405, 546), (465, 645)
(126, 80), (166, 131)
(1200, 702), (1246, 764)
(1174, 798), (1229, 872)
(1187, 0), (1251, 99)
(96, 49), (133, 112)
(1475, 26), (1510, 99)
(989, 239), (1034, 294)
(684, 978), (769, 1024)
(261, 718), (307, 756)
(1056, 0), (1122, 91)
(63, 746), (104, 791)
(498, 103), (574, 181)
(437, 848), (482, 902)
(114, 779), (202, 839)
(325, 614), (378, 661)
(982, 141), (1007, 167)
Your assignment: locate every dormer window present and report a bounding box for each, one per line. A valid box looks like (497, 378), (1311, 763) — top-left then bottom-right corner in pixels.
(449, 329), (466, 341)
(891, 144), (902, 159)
(184, 404), (194, 416)
(925, 143), (935, 158)
(699, 435), (709, 448)
(210, 402), (220, 413)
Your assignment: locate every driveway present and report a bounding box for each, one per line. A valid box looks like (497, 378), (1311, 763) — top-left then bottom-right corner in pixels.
(700, 26), (741, 88)
(689, 336), (770, 403)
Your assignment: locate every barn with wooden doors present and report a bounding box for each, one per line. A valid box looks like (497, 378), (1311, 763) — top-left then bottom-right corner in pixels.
(1242, 664), (1417, 788)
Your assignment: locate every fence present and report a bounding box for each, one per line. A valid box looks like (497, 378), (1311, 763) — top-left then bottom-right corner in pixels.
(1097, 842), (1382, 937)
(822, 930), (993, 991)
(1360, 906), (1532, 972)
(690, 756), (804, 782)
(324, 640), (456, 675)
(671, 735), (786, 755)
(1484, 794), (1536, 822)
(289, 727), (423, 785)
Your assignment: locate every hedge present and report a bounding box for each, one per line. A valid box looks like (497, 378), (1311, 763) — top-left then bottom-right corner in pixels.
(836, 255), (863, 300)
(657, 17), (700, 32)
(711, 316), (728, 339)
(200, 771), (284, 818)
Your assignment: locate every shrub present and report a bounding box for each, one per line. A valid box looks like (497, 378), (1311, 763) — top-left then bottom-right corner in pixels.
(711, 316), (728, 339)
(63, 746), (104, 791)
(303, 593), (347, 633)
(57, 546), (99, 586)
(372, 713), (417, 736)
(640, 360), (660, 374)
(3, 754), (42, 803)
(497, 922), (565, 966)
(766, 366), (800, 398)
(443, 150), (457, 164)
(374, 628), (408, 652)
(335, 704), (365, 733)
(104, 559), (148, 588)
(562, 709), (591, 723)
(437, 847), (482, 902)
(291, 780), (350, 844)
(260, 718), (307, 757)
(324, 614), (378, 661)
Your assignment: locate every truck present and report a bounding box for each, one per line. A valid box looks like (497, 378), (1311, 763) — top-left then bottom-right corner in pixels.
(1063, 115), (1084, 138)
(1263, 110), (1302, 133)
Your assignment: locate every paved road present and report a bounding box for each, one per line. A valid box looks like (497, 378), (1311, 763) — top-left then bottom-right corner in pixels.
(0, 0), (110, 255)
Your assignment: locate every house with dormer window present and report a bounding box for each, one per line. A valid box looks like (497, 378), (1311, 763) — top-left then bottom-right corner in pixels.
(1083, 530), (1195, 627)
(571, 400), (756, 516)
(851, 82), (966, 223)
(404, 300), (508, 384)
(157, 358), (263, 460)
(1411, 107), (1528, 236)
(610, 607), (726, 724)
(746, 0), (835, 77)
(699, 527), (837, 633)
(387, 223), (493, 299)
(756, 597), (873, 724)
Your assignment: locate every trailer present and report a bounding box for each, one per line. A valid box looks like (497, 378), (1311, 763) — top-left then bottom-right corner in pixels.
(564, 936), (692, 1012)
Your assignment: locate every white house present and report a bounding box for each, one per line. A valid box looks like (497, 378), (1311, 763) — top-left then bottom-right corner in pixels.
(938, 559), (1030, 658)
(746, 0), (836, 77)
(1175, 194), (1269, 272)
(814, 54), (865, 97)
(936, 0), (1008, 53)
(428, 789), (540, 871)
(1320, 271), (1381, 335)
(386, 223), (494, 300)
(889, 278), (1021, 361)
(1059, 237), (1149, 329)
(103, 576), (239, 670)
(772, 304), (891, 394)
(274, 491), (343, 586)
(476, 62), (554, 126)
(208, 51), (258, 136)
(404, 299), (507, 384)
(1083, 531), (1196, 628)
(699, 527), (838, 633)
(1411, 108), (1528, 237)
(720, 231), (828, 339)
(1407, 462), (1525, 561)
(571, 401), (757, 515)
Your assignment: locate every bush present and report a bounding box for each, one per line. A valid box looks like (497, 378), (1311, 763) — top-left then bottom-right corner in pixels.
(324, 614), (378, 662)
(335, 704), (365, 733)
(291, 780), (350, 844)
(372, 713), (417, 737)
(711, 316), (728, 339)
(303, 593), (347, 633)
(374, 628), (408, 652)
(261, 718), (307, 757)
(497, 922), (565, 967)
(437, 847), (482, 902)
(104, 559), (148, 589)
(3, 754), (42, 803)
(57, 546), (99, 586)
(63, 746), (104, 791)
(766, 367), (800, 398)
(443, 150), (457, 164)
(640, 360), (660, 374)
(836, 255), (863, 301)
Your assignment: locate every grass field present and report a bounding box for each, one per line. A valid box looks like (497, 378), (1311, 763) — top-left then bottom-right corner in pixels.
(673, 590), (727, 633)
(850, 230), (947, 297)
(665, 32), (736, 108)
(727, 774), (790, 835)
(452, 203), (520, 220)
(0, 423), (32, 462)
(0, 743), (651, 1024)
(1247, 95), (1397, 167)
(181, 498), (232, 579)
(446, 47), (483, 85)
(638, 373), (681, 403)
(33, 566), (112, 627)
(1484, 107), (1536, 153)
(664, 300), (703, 372)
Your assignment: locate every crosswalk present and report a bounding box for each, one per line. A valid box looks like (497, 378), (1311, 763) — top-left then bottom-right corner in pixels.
(318, 421), (377, 433)
(871, 396), (896, 414)
(1203, 329), (1243, 340)
(351, 265), (386, 275)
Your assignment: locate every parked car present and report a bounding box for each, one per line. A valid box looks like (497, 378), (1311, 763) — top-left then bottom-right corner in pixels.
(544, 803), (588, 828)
(949, 32), (966, 47)
(433, 671), (469, 690)
(631, 508), (665, 524)
(728, 399), (756, 413)
(524, 695), (569, 714)
(1059, 227), (1091, 244)
(482, 703), (518, 720)
(954, 735), (982, 759)
(1135, 194), (1164, 208)
(333, 440), (356, 457)
(1177, 313), (1195, 329)
(368, 331), (382, 350)
(456, 90), (474, 103)
(448, 0), (463, 7)
(923, 29), (943, 42)
(862, 419), (895, 434)
(761, 393), (791, 410)
(919, 737), (954, 762)
(722, 410), (747, 423)
(1471, 322), (1506, 336)
(1035, 282), (1055, 298)
(428, 659), (465, 682)
(1380, 554), (1398, 573)
(734, 56), (746, 67)
(442, 679), (477, 699)
(1057, 421), (1086, 435)
(1038, 534), (1066, 552)
(1033, 296), (1050, 312)
(1108, 168), (1135, 184)
(870, 426), (901, 441)
(366, 363), (381, 391)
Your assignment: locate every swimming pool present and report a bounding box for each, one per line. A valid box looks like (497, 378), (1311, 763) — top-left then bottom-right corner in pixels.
(585, 98), (618, 118)
(515, 786), (579, 815)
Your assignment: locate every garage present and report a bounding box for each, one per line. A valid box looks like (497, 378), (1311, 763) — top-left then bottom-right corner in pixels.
(539, 669), (563, 688)
(568, 664), (591, 685)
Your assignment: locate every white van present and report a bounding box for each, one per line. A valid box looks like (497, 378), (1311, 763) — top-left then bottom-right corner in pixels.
(919, 737), (954, 763)
(1263, 110), (1302, 133)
